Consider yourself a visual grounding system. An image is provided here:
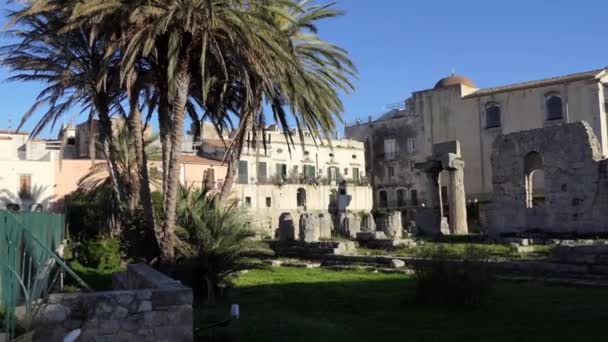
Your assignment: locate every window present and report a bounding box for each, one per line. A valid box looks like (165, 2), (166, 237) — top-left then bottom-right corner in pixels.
(238, 160), (248, 184)
(407, 138), (416, 152)
(257, 161), (268, 182)
(384, 138), (396, 160)
(397, 189), (406, 207)
(485, 103), (501, 128)
(245, 197), (252, 207)
(352, 154), (357, 159)
(329, 153), (335, 158)
(411, 190), (418, 206)
(379, 190), (388, 208)
(410, 160), (416, 171)
(19, 174), (32, 199)
(344, 168), (349, 176)
(604, 100), (608, 114)
(545, 93), (563, 120)
(387, 166), (395, 178)
(266, 197), (272, 208)
(276, 163), (287, 179)
(297, 188), (307, 207)
(303, 165), (316, 180)
(352, 168), (360, 182)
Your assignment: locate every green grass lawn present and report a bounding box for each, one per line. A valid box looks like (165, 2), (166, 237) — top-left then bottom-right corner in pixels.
(196, 267), (608, 342)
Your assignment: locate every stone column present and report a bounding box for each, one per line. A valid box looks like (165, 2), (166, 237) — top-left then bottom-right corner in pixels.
(447, 161), (468, 235)
(426, 170), (442, 214)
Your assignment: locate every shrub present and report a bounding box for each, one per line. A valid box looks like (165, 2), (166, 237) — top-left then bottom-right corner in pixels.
(78, 238), (122, 271)
(412, 245), (495, 308)
(174, 187), (273, 303)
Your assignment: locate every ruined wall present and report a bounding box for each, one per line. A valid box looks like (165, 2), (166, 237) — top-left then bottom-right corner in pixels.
(33, 264), (193, 342)
(345, 114), (428, 209)
(488, 121), (608, 235)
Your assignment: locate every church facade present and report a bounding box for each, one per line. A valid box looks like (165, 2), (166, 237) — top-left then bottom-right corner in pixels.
(346, 68), (608, 214)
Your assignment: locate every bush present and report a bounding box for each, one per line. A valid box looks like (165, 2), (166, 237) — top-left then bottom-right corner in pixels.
(412, 245), (495, 308)
(174, 187), (273, 303)
(78, 238), (122, 271)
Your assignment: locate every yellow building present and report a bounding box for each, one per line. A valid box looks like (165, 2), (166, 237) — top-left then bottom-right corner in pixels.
(346, 68), (608, 209)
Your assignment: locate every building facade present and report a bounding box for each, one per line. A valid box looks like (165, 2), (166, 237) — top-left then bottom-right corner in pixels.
(0, 130), (59, 211)
(346, 68), (608, 213)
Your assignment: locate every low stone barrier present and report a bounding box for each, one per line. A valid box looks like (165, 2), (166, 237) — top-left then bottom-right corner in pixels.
(33, 264), (193, 342)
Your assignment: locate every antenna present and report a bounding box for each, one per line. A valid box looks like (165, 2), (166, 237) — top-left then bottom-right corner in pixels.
(451, 68), (455, 76)
(8, 113), (11, 130)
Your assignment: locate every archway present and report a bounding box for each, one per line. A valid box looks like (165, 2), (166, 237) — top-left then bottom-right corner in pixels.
(524, 151), (543, 208)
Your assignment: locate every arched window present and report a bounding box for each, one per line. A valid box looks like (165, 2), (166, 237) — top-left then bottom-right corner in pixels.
(297, 188), (307, 207)
(485, 103), (501, 128)
(379, 190), (388, 208)
(396, 189), (406, 207)
(524, 151), (544, 208)
(545, 93), (563, 120)
(329, 189), (338, 209)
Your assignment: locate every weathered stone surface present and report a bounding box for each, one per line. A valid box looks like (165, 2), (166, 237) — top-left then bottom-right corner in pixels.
(489, 121), (608, 235)
(338, 213), (361, 238)
(383, 212), (403, 239)
(299, 213), (320, 242)
(278, 213), (296, 241)
(318, 213), (334, 239)
(33, 264), (193, 342)
(356, 231), (387, 241)
(390, 259), (406, 268)
(360, 213), (376, 232)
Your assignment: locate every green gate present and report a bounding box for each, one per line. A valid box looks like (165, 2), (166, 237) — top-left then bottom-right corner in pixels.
(0, 211), (90, 339)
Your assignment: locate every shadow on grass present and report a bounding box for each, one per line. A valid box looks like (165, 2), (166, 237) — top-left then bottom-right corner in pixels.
(195, 268), (608, 342)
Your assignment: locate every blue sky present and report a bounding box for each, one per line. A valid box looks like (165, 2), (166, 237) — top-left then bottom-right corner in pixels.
(1, 0), (608, 137)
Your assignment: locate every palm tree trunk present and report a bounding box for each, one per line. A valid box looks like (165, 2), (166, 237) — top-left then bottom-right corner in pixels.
(220, 142), (242, 200)
(159, 96), (172, 197)
(96, 96), (126, 235)
(129, 92), (157, 248)
(159, 62), (191, 270)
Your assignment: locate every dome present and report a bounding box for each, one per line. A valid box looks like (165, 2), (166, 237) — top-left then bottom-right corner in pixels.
(434, 75), (477, 89)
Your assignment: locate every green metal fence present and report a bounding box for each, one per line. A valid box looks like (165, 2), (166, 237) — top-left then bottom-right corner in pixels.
(0, 211), (90, 339)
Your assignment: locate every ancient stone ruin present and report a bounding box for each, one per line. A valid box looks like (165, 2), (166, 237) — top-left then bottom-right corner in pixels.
(488, 121), (608, 235)
(415, 141), (468, 236)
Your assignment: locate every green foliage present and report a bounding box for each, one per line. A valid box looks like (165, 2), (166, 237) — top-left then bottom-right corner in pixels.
(69, 261), (122, 291)
(65, 189), (116, 241)
(78, 238), (121, 272)
(174, 187), (273, 303)
(412, 246), (495, 308)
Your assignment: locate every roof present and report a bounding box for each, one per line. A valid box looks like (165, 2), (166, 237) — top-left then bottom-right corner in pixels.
(202, 139), (232, 148)
(434, 75), (477, 89)
(179, 155), (224, 166)
(0, 129), (28, 135)
(465, 68), (607, 98)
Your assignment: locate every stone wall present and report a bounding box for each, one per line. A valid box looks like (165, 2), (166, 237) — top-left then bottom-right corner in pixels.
(33, 264), (192, 342)
(488, 121), (608, 235)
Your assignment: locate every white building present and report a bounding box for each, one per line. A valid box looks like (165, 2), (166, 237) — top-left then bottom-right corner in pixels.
(0, 130), (59, 211)
(200, 124), (374, 237)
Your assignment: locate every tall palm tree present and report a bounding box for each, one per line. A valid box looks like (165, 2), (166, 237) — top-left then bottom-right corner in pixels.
(219, 0), (357, 199)
(2, 8), (128, 217)
(68, 0), (304, 268)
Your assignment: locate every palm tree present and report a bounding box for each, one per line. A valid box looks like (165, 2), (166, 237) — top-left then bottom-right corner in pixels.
(68, 0), (305, 268)
(219, 0), (357, 199)
(2, 7), (128, 217)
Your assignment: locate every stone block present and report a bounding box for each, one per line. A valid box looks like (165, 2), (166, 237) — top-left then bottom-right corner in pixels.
(278, 213), (296, 241)
(151, 288), (193, 308)
(390, 259), (406, 268)
(299, 213), (321, 242)
(383, 212), (403, 239)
